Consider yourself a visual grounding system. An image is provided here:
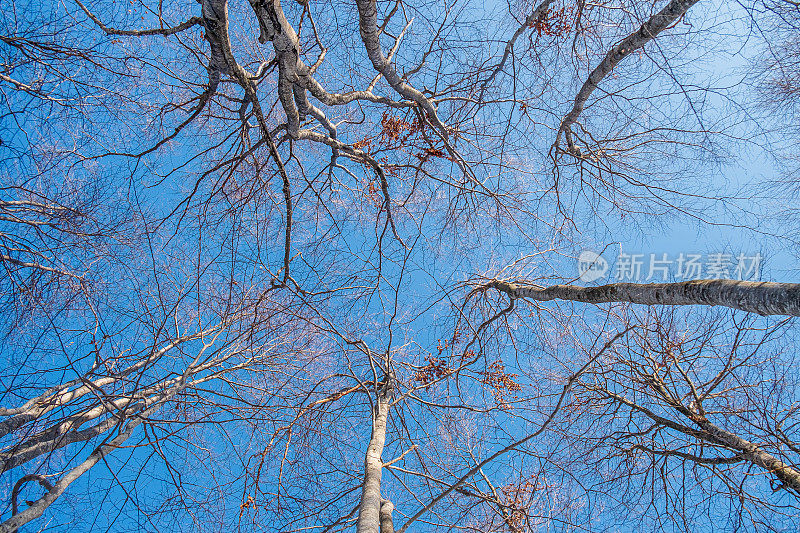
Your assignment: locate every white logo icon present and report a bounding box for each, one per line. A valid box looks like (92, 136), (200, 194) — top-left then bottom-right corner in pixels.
(578, 251), (609, 282)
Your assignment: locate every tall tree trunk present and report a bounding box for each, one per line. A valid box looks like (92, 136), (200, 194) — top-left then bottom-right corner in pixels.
(356, 390), (391, 533)
(488, 279), (800, 317)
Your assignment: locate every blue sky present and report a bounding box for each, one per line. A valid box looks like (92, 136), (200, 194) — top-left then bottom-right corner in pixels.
(2, 0), (800, 531)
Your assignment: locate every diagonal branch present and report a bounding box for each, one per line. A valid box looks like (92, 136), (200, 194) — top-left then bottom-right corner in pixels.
(556, 0), (700, 156)
(478, 0), (554, 100)
(395, 328), (631, 533)
(75, 0), (203, 37)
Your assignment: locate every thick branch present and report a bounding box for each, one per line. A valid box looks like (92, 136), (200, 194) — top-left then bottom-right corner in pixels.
(354, 0), (445, 132)
(557, 0), (700, 155)
(353, 0), (479, 186)
(75, 0), (203, 37)
(201, 0), (232, 80)
(0, 414), (141, 532)
(0, 330), (212, 436)
(605, 389), (800, 493)
(10, 475), (53, 520)
(696, 418), (800, 493)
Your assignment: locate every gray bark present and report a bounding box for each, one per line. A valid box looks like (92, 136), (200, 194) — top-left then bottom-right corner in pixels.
(356, 391), (391, 533)
(246, 0), (406, 140)
(0, 347), (227, 474)
(379, 499), (395, 533)
(488, 279), (800, 317)
(353, 0), (472, 179)
(0, 400), (156, 532)
(0, 339), (224, 532)
(697, 418), (800, 493)
(354, 0), (445, 131)
(200, 0), (231, 82)
(1, 415), (120, 474)
(558, 0), (701, 154)
(604, 388), (800, 493)
(0, 333), (201, 438)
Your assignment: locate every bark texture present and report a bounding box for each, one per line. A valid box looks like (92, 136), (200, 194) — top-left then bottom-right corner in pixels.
(602, 385), (800, 494)
(356, 389), (391, 533)
(0, 403), (152, 532)
(379, 499), (395, 533)
(488, 279), (800, 317)
(558, 0), (701, 154)
(696, 418), (800, 493)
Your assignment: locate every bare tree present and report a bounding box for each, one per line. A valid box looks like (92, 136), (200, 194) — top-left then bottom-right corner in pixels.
(2, 0), (800, 531)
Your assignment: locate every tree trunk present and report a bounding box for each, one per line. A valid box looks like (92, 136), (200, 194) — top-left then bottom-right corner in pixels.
(356, 391), (391, 533)
(379, 499), (395, 533)
(558, 0), (701, 154)
(488, 279), (800, 317)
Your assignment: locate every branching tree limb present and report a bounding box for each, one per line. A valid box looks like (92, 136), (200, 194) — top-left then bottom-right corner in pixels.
(556, 0), (701, 156)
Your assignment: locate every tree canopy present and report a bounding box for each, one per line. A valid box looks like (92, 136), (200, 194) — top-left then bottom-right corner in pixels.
(2, 0), (800, 531)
